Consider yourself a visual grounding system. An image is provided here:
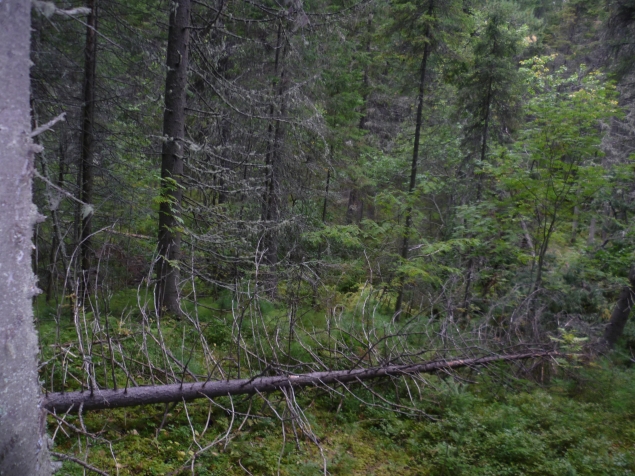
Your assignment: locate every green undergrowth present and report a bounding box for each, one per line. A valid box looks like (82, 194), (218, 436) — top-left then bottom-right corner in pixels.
(34, 286), (413, 393)
(51, 362), (635, 476)
(36, 290), (635, 475)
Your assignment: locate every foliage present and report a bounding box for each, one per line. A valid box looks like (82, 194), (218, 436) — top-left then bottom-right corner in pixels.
(26, 0), (635, 473)
(51, 363), (635, 475)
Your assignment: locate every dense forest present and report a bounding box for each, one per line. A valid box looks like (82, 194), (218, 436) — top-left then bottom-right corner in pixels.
(2, 0), (635, 474)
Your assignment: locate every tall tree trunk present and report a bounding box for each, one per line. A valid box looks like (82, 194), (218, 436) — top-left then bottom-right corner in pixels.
(0, 0), (52, 472)
(262, 20), (287, 295)
(79, 0), (98, 300)
(44, 149), (71, 302)
(604, 267), (635, 348)
(358, 11), (373, 130)
(475, 77), (492, 202)
(395, 1), (433, 318)
(461, 76), (493, 319)
(322, 168), (330, 223)
(533, 213), (557, 294)
(157, 0), (191, 315)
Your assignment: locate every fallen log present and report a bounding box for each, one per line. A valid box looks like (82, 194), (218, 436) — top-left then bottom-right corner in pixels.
(42, 351), (556, 413)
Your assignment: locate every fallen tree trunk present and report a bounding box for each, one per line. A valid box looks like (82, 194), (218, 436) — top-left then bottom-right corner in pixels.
(42, 351), (555, 413)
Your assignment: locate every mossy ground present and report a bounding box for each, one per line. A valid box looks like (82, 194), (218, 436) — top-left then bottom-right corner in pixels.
(36, 290), (635, 475)
(50, 363), (635, 476)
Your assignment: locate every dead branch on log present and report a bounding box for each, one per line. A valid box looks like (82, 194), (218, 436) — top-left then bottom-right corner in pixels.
(50, 452), (110, 476)
(42, 351), (556, 413)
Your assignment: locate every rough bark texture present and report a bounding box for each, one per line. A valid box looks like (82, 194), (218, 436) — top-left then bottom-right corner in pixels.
(42, 352), (554, 413)
(79, 0), (98, 297)
(157, 0), (191, 314)
(0, 1), (52, 473)
(603, 267), (635, 348)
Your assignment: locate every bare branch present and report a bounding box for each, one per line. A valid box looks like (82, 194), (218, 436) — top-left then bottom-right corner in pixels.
(50, 452), (110, 476)
(32, 1), (91, 17)
(42, 351), (556, 413)
(30, 112), (66, 138)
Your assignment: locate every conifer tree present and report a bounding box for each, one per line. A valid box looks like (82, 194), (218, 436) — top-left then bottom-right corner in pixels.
(157, 0), (192, 314)
(388, 0), (468, 316)
(456, 0), (525, 316)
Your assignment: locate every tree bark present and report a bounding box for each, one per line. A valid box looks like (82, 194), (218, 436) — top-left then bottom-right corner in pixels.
(79, 0), (98, 299)
(0, 0), (52, 472)
(603, 267), (635, 348)
(261, 19), (288, 296)
(42, 351), (554, 413)
(157, 0), (191, 315)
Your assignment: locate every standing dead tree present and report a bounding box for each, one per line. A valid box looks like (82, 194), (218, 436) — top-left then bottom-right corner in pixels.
(0, 0), (52, 473)
(78, 0), (98, 299)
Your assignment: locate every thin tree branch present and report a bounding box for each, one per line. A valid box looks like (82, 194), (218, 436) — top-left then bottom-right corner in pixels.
(50, 452), (110, 476)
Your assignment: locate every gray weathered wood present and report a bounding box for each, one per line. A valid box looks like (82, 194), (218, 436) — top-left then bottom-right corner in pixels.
(42, 352), (554, 413)
(0, 1), (52, 473)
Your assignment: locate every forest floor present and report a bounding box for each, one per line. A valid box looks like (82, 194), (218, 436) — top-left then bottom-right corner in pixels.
(37, 292), (635, 476)
(48, 357), (635, 475)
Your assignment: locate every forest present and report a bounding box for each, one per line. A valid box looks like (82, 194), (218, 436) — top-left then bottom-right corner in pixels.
(2, 0), (635, 474)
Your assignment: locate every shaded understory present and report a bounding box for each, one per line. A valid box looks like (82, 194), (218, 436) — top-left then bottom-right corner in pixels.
(51, 361), (635, 476)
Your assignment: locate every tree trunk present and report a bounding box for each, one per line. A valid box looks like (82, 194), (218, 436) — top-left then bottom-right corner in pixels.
(358, 11), (373, 130)
(475, 77), (492, 201)
(395, 0), (433, 318)
(157, 0), (191, 315)
(461, 78), (493, 318)
(604, 267), (635, 348)
(322, 168), (330, 223)
(79, 0), (98, 299)
(571, 205), (579, 242)
(43, 150), (71, 302)
(0, 0), (52, 472)
(42, 351), (555, 413)
(345, 187), (362, 224)
(261, 20), (288, 295)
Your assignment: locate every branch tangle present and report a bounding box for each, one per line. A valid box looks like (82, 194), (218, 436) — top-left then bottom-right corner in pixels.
(43, 351), (555, 413)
